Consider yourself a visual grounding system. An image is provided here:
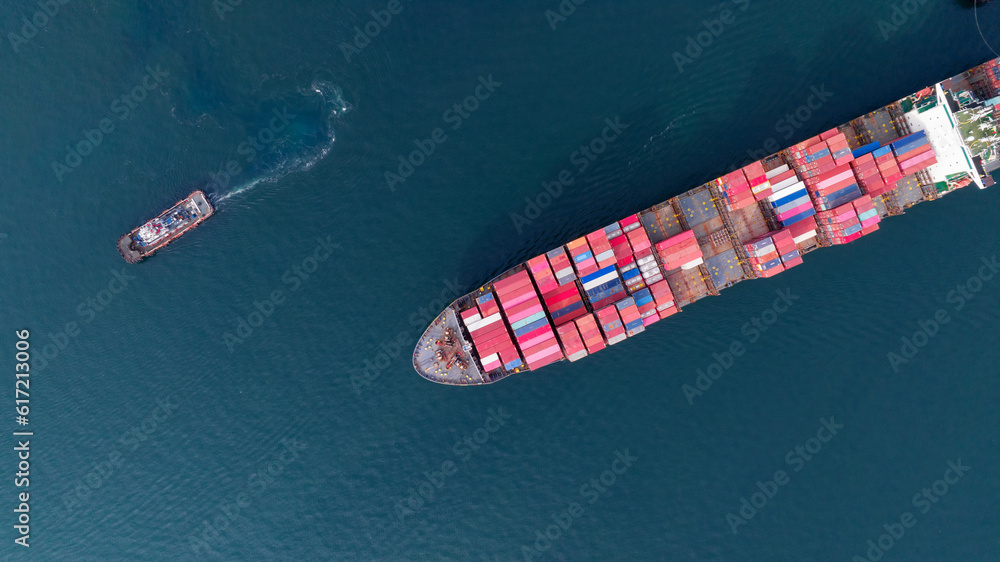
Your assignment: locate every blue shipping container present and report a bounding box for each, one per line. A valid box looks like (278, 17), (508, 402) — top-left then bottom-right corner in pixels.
(825, 189), (863, 210)
(615, 297), (636, 310)
(771, 188), (808, 208)
(817, 183), (861, 204)
(893, 136), (929, 155)
(511, 311), (547, 331)
(852, 141), (881, 159)
(805, 148), (831, 163)
(842, 223), (863, 236)
(776, 195), (811, 214)
(550, 301), (586, 320)
(624, 319), (644, 332)
(780, 250), (800, 262)
(580, 265), (617, 286)
(513, 317), (550, 338)
(761, 258), (782, 270)
(872, 146), (893, 158)
(620, 268), (641, 282)
(891, 131), (926, 147)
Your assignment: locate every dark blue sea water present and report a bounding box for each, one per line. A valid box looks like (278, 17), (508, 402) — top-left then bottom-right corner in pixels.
(2, 1), (999, 560)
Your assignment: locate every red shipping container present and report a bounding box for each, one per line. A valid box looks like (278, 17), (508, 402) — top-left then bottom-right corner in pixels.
(543, 284), (579, 302)
(656, 230), (695, 249)
(788, 217), (818, 237)
(493, 272), (533, 297)
(659, 306), (678, 319)
(545, 294), (582, 313)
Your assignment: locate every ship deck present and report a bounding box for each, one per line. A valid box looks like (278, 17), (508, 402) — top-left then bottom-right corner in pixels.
(412, 307), (487, 385)
(117, 235), (143, 263)
(117, 191), (215, 263)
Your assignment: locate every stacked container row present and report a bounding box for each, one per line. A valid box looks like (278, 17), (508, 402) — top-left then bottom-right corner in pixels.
(744, 235), (785, 278)
(805, 162), (864, 211)
(580, 265), (626, 310)
(764, 164), (817, 227)
(492, 271), (564, 370)
(623, 215), (662, 292)
(567, 237), (599, 277)
(743, 161), (773, 201)
(647, 280), (679, 319)
(460, 292), (521, 372)
(787, 131), (855, 186)
(585, 228), (618, 269)
(850, 153), (889, 197)
(555, 322), (588, 362)
(714, 170), (757, 211)
(890, 131), (937, 175)
(596, 305), (627, 345)
(546, 247), (577, 286)
(787, 215), (820, 247)
(771, 229), (802, 269)
(630, 286), (660, 327)
(654, 230), (704, 271)
(852, 194), (881, 235)
(815, 201), (866, 245)
(574, 313), (607, 354)
(615, 297), (645, 337)
(527, 255), (559, 295)
(542, 282), (588, 327)
(873, 146), (904, 196)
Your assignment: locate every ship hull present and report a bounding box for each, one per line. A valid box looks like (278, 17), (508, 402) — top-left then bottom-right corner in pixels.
(413, 58), (1000, 385)
(117, 190), (215, 263)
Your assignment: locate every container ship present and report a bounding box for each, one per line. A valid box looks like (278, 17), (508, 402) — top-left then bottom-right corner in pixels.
(413, 58), (1000, 385)
(117, 190), (215, 263)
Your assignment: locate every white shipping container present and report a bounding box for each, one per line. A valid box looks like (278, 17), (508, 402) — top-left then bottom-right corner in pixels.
(644, 273), (664, 284)
(469, 312), (502, 332)
(765, 164), (790, 178)
(817, 169), (853, 189)
(770, 176), (799, 191)
(582, 271), (618, 290)
(768, 181), (805, 201)
(656, 300), (675, 311)
(749, 243), (776, 256)
(775, 195), (811, 214)
(595, 250), (616, 263)
(681, 257), (704, 270)
(793, 231), (818, 244)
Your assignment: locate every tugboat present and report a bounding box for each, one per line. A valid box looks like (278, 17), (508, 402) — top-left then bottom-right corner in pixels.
(117, 190), (214, 263)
